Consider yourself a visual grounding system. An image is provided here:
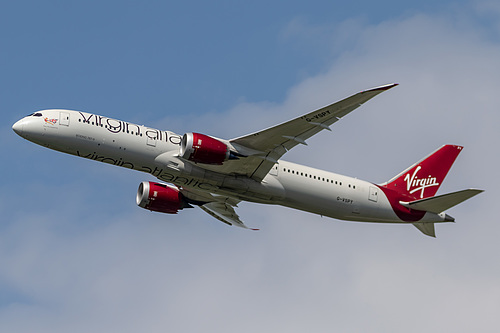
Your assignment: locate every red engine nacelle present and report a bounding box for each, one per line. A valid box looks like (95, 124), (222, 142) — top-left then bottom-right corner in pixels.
(136, 181), (190, 214)
(179, 132), (229, 165)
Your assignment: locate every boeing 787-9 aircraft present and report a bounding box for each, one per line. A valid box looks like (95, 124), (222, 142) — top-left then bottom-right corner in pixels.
(12, 84), (483, 237)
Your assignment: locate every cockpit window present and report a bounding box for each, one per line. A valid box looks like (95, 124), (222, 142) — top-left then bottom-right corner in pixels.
(26, 112), (43, 117)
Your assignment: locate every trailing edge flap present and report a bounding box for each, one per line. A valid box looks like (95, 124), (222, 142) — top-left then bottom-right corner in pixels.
(200, 202), (259, 230)
(400, 189), (484, 214)
(413, 222), (436, 238)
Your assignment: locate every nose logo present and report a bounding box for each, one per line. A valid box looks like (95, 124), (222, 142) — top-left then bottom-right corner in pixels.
(44, 117), (58, 125)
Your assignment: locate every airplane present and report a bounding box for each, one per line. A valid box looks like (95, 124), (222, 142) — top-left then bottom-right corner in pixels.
(12, 83), (483, 237)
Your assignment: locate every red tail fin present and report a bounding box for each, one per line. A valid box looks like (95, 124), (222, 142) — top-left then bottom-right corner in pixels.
(382, 145), (463, 200)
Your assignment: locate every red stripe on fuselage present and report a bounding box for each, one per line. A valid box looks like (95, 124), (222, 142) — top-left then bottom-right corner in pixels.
(376, 185), (426, 222)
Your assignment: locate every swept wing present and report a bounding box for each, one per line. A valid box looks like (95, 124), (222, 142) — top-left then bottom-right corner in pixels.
(201, 83), (398, 181)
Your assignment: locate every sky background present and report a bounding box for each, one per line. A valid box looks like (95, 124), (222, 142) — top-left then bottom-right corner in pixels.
(1, 0), (499, 332)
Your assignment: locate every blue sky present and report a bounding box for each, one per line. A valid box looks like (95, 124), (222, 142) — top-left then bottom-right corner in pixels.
(1, 1), (500, 332)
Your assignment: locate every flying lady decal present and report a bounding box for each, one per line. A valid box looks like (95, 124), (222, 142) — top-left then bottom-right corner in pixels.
(44, 117), (58, 125)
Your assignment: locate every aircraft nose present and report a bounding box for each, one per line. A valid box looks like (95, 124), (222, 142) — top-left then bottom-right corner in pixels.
(12, 118), (25, 136)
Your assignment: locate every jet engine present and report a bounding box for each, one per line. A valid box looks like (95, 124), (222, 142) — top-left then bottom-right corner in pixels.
(136, 181), (191, 214)
(180, 132), (230, 165)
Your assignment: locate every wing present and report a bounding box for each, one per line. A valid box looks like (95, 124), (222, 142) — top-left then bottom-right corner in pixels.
(200, 202), (259, 230)
(201, 83), (398, 181)
(179, 187), (259, 230)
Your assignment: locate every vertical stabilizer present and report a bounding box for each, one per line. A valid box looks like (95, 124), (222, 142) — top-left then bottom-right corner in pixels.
(383, 145), (463, 200)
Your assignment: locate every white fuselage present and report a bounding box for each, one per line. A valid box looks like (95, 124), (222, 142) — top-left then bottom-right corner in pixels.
(13, 109), (446, 224)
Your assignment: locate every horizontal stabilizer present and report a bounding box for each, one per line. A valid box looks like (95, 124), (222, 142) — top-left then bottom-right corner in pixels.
(401, 189), (484, 214)
(413, 222), (436, 237)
